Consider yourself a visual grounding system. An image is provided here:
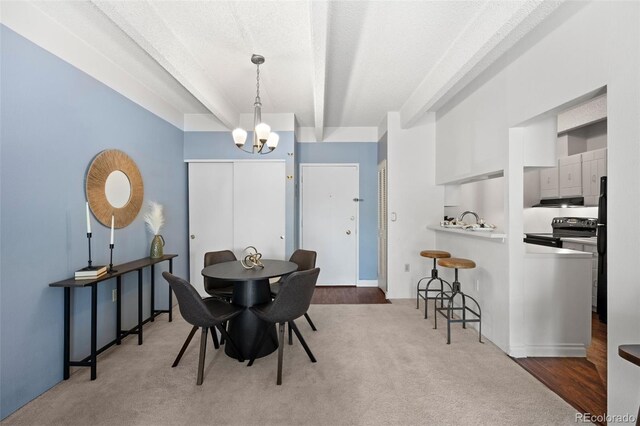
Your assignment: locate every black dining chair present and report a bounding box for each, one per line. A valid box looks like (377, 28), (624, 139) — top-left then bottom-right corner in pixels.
(162, 272), (244, 385)
(202, 250), (240, 346)
(204, 250), (237, 301)
(248, 267), (320, 385)
(270, 249), (318, 336)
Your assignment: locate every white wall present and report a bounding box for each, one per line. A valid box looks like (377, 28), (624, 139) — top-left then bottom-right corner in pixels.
(385, 112), (443, 299)
(434, 1), (640, 417)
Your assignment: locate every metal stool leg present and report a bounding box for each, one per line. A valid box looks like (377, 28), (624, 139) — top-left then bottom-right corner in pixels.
(446, 297), (453, 344)
(461, 293), (467, 329)
(425, 277), (452, 319)
(422, 277), (436, 318)
(416, 277), (430, 309)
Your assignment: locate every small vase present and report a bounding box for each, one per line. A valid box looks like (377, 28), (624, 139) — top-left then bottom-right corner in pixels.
(150, 234), (165, 258)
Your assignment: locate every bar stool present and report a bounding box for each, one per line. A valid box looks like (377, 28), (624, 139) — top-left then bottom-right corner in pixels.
(434, 258), (483, 344)
(416, 250), (453, 319)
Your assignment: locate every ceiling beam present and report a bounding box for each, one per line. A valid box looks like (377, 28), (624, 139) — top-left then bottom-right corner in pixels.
(400, 0), (565, 128)
(92, 0), (238, 129)
(309, 1), (329, 142)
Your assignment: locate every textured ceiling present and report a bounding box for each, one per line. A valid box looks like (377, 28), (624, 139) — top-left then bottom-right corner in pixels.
(25, 0), (557, 133)
(33, 1), (209, 115)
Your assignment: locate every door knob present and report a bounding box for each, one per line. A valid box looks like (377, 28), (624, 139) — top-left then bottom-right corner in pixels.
(280, 236), (284, 240)
(346, 230), (351, 235)
(190, 235), (195, 239)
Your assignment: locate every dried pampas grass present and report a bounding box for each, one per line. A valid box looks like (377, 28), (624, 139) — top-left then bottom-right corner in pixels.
(144, 201), (164, 235)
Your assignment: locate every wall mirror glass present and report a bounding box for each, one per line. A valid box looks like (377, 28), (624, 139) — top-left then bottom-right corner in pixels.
(86, 149), (144, 228)
(105, 170), (131, 208)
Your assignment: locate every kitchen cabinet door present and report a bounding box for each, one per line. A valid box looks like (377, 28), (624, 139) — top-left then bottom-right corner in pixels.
(581, 148), (607, 206)
(540, 166), (559, 198)
(559, 154), (582, 197)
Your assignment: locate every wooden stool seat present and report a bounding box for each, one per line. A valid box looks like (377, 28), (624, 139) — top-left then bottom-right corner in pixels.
(420, 250), (451, 259)
(438, 257), (476, 269)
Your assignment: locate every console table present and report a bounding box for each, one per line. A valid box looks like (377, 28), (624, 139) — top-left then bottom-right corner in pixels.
(49, 254), (177, 380)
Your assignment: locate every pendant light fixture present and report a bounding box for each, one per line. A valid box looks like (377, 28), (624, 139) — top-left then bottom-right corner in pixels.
(232, 54), (279, 154)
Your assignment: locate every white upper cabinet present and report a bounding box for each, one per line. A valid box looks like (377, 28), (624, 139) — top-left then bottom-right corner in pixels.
(558, 154), (583, 197)
(581, 148), (607, 206)
(540, 166), (559, 199)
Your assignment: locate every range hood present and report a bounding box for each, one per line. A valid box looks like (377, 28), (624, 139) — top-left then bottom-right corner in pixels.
(533, 197), (585, 208)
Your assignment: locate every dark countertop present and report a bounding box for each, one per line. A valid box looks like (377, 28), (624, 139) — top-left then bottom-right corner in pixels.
(619, 345), (640, 367)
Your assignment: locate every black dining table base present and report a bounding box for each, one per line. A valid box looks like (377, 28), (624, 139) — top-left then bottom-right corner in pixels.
(225, 279), (278, 360)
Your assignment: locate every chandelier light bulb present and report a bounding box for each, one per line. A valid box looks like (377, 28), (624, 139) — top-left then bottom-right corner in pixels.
(266, 132), (279, 150)
(255, 122), (271, 142)
(232, 128), (247, 146)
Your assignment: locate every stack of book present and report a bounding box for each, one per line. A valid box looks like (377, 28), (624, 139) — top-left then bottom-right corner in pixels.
(75, 265), (107, 280)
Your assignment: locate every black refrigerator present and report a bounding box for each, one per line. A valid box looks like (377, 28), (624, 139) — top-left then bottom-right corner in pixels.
(597, 176), (607, 323)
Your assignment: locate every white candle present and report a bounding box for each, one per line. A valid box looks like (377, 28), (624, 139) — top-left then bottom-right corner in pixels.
(85, 202), (91, 234)
(110, 215), (115, 245)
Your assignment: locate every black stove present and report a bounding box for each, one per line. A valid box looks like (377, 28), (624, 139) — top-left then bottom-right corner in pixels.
(524, 217), (597, 248)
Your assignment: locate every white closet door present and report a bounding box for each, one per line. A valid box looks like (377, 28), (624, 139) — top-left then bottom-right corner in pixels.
(188, 162), (234, 295)
(378, 160), (388, 293)
(233, 161), (286, 260)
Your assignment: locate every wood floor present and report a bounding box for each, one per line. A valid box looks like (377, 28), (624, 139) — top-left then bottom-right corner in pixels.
(311, 286), (389, 304)
(514, 313), (607, 425)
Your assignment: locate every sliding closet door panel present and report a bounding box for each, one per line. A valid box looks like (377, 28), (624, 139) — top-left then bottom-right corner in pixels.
(188, 162), (234, 295)
(233, 161), (286, 260)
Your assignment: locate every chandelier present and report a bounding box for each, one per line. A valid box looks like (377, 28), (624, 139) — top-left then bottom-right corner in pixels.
(232, 54), (279, 154)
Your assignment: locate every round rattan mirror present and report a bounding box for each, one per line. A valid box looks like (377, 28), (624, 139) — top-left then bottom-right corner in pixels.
(86, 149), (143, 228)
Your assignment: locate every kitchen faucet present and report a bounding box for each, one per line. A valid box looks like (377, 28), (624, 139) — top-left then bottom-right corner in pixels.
(458, 211), (479, 224)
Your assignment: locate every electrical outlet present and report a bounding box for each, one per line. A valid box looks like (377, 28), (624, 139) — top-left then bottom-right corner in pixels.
(404, 264), (410, 272)
(112, 289), (117, 302)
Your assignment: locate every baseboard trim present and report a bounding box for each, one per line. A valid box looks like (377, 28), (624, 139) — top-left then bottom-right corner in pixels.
(510, 344), (587, 358)
(357, 280), (378, 287)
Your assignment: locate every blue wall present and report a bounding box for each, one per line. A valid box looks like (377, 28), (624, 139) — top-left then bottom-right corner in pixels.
(184, 131), (296, 258)
(298, 142), (378, 280)
(0, 26), (188, 418)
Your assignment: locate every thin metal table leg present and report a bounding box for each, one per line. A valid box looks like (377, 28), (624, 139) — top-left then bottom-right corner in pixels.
(150, 264), (155, 322)
(116, 276), (122, 345)
(91, 284), (97, 380)
(168, 258), (173, 322)
(138, 269), (143, 345)
(63, 287), (70, 380)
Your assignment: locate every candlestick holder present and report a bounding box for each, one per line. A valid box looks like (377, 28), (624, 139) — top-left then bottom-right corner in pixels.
(108, 244), (117, 273)
(87, 232), (93, 269)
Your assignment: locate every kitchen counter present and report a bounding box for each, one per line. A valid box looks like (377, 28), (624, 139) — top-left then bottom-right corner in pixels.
(561, 237), (597, 246)
(427, 225), (506, 241)
(525, 244), (593, 258)
(522, 244), (592, 357)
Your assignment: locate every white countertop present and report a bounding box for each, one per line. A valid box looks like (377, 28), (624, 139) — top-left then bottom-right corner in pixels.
(525, 244), (593, 258)
(428, 225), (507, 241)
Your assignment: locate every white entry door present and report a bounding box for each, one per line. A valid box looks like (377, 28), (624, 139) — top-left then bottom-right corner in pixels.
(188, 162), (234, 295)
(301, 164), (358, 285)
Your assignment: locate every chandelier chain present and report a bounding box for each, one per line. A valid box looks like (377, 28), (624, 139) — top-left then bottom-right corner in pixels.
(255, 64), (261, 104)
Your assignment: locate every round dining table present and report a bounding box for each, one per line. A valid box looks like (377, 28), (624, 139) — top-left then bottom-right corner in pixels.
(201, 259), (297, 360)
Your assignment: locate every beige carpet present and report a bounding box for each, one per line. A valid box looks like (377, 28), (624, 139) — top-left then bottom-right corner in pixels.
(3, 300), (576, 425)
